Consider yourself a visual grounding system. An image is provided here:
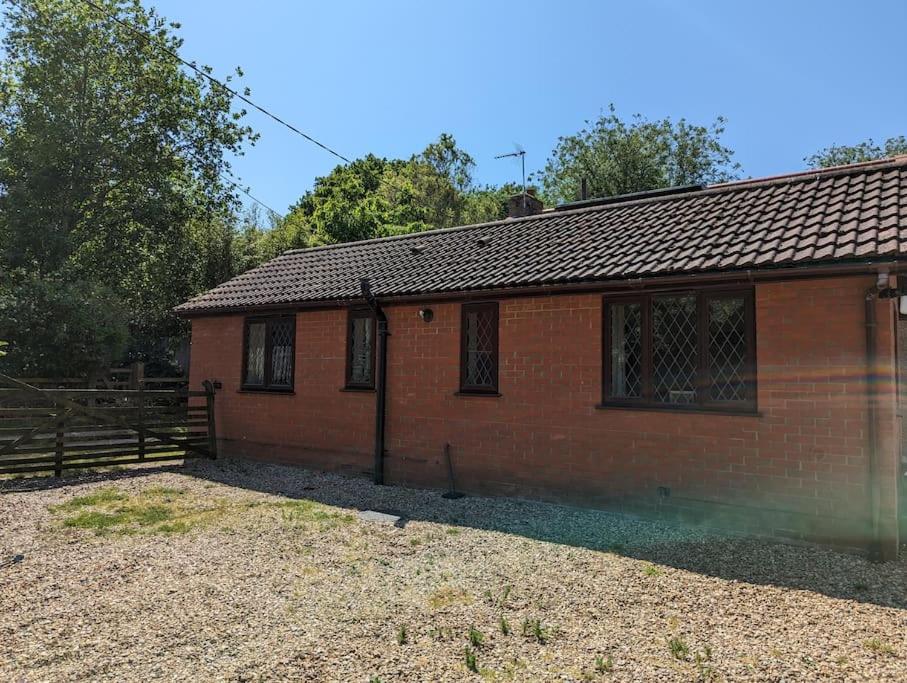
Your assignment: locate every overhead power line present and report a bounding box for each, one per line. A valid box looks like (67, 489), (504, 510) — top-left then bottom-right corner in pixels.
(76, 0), (351, 164)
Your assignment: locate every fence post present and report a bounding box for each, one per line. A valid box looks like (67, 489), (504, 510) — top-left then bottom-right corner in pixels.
(202, 379), (217, 460)
(137, 380), (145, 461)
(54, 415), (64, 477)
(129, 362), (144, 391)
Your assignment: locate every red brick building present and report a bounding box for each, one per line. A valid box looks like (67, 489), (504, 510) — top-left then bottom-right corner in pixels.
(178, 158), (907, 559)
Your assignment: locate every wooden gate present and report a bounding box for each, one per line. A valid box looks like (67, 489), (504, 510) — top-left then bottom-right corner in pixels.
(0, 375), (216, 476)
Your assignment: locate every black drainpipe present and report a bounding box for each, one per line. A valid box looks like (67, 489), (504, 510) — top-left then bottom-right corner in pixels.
(864, 274), (889, 561)
(361, 278), (388, 485)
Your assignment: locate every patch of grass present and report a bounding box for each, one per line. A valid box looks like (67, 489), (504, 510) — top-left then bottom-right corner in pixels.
(446, 527), (461, 535)
(864, 638), (896, 656)
(644, 564), (661, 577)
(668, 636), (690, 660)
(595, 655), (613, 673)
(428, 585), (474, 609)
(49, 485), (246, 535)
(277, 500), (355, 531)
(465, 646), (479, 673)
(410, 537), (423, 546)
(62, 510), (125, 531)
(396, 624), (408, 646)
(51, 486), (127, 511)
(468, 626), (485, 647)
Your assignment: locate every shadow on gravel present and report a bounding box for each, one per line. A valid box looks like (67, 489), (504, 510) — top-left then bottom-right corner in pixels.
(0, 464), (184, 494)
(29, 456), (906, 611)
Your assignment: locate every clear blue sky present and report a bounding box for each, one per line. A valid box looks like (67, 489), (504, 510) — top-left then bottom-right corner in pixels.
(146, 0), (907, 215)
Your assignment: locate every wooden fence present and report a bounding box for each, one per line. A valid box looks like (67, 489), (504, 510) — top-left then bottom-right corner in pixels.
(0, 375), (216, 477)
(18, 362), (186, 391)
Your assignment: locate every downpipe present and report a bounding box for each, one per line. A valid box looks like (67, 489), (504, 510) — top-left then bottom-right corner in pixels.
(864, 272), (889, 561)
(361, 278), (388, 485)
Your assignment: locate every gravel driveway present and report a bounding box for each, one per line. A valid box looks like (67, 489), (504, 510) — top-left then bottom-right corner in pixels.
(1, 458), (906, 682)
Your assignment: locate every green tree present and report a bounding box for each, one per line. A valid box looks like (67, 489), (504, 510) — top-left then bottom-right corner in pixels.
(0, 275), (129, 377)
(274, 134), (507, 248)
(805, 136), (907, 168)
(0, 0), (255, 374)
(536, 104), (740, 204)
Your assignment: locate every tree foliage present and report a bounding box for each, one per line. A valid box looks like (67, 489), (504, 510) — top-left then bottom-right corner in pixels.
(536, 105), (740, 204)
(257, 134), (514, 253)
(805, 136), (907, 169)
(0, 275), (129, 377)
(0, 0), (255, 374)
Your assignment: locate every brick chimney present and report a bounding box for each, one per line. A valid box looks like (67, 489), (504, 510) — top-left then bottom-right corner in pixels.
(507, 191), (544, 218)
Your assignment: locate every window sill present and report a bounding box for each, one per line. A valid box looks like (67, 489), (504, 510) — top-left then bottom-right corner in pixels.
(238, 388), (296, 395)
(341, 386), (376, 393)
(595, 403), (761, 417)
(455, 391), (502, 398)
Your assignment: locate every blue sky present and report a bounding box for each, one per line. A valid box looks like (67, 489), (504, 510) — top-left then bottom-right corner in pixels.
(147, 0), (906, 215)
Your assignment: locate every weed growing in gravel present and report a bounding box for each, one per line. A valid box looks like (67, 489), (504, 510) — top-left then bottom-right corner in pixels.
(396, 624), (408, 646)
(595, 655), (613, 673)
(694, 646), (716, 681)
(431, 625), (455, 641)
(499, 615), (510, 635)
(668, 637), (690, 660)
(465, 646), (479, 673)
(521, 618), (549, 644)
(446, 528), (460, 535)
(644, 564), (661, 577)
(369, 677), (383, 683)
(864, 638), (896, 656)
(468, 626), (485, 647)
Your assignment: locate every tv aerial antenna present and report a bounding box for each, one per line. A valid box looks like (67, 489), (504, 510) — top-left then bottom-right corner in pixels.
(494, 145), (527, 196)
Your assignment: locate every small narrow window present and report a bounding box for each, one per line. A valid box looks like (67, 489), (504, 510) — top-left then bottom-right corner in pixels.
(345, 307), (375, 389)
(242, 315), (295, 391)
(460, 302), (499, 394)
(608, 301), (643, 399)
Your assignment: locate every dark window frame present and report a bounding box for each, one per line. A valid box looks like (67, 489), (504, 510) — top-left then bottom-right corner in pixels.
(602, 288), (756, 412)
(459, 301), (500, 395)
(241, 314), (296, 392)
(345, 306), (377, 390)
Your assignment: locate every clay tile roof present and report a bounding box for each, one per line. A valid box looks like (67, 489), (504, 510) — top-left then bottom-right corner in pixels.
(176, 157), (907, 314)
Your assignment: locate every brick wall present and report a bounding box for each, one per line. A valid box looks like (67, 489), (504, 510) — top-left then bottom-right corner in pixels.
(188, 275), (900, 554)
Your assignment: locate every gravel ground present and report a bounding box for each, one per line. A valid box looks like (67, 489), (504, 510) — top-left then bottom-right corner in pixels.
(2, 458), (906, 682)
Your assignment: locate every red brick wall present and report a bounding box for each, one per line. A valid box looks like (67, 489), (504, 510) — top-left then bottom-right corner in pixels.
(188, 275), (900, 552)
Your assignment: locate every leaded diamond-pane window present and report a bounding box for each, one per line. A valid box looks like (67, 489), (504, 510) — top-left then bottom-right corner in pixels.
(242, 316), (295, 390)
(608, 302), (642, 398)
(461, 302), (498, 393)
(653, 295), (698, 404)
(270, 318), (294, 387)
(602, 290), (754, 411)
(346, 308), (374, 388)
(708, 297), (747, 402)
